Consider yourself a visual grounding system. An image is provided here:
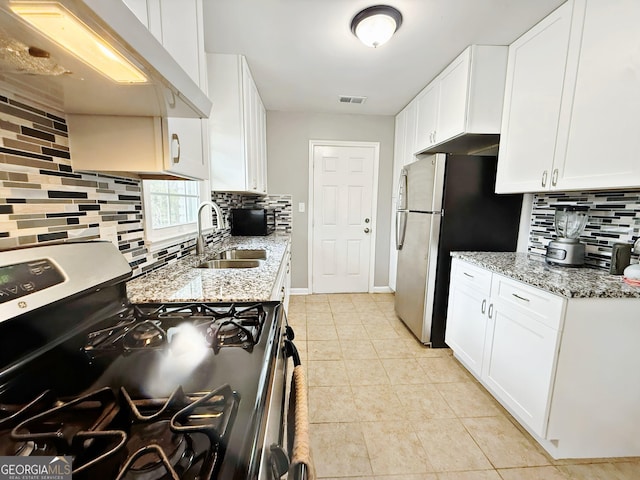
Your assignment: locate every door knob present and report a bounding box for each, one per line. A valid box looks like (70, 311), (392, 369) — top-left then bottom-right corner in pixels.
(364, 218), (370, 223)
(364, 228), (370, 233)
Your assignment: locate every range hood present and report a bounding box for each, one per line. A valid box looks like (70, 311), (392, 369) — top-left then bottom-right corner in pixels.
(0, 0), (211, 118)
(419, 134), (501, 157)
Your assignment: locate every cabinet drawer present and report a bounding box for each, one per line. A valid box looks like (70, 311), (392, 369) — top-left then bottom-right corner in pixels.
(492, 275), (565, 330)
(452, 259), (492, 296)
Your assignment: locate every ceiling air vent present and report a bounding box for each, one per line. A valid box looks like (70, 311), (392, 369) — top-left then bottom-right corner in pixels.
(339, 95), (367, 104)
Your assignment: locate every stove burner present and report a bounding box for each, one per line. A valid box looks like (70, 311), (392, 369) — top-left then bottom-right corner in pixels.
(10, 388), (126, 474)
(116, 384), (238, 480)
(2, 384), (239, 479)
(83, 303), (267, 358)
(0, 390), (56, 457)
(206, 320), (253, 353)
(124, 421), (190, 480)
(216, 322), (247, 341)
(116, 444), (181, 480)
(123, 321), (166, 350)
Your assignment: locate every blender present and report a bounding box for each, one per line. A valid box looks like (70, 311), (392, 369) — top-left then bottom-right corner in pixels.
(545, 205), (589, 266)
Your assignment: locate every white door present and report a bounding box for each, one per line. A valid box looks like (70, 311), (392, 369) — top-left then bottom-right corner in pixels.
(311, 144), (376, 293)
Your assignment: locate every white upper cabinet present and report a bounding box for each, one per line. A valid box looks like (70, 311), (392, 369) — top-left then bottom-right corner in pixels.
(208, 54), (268, 194)
(553, 0), (640, 190)
(414, 45), (508, 154)
(82, 0), (209, 180)
(389, 102), (418, 290)
(68, 115), (206, 180)
(415, 82), (439, 151)
(495, 2), (572, 193)
(496, 0), (640, 193)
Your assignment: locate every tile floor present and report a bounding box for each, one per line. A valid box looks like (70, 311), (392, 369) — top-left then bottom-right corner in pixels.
(286, 293), (640, 480)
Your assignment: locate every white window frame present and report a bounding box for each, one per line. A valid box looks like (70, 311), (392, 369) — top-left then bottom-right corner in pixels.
(142, 179), (212, 252)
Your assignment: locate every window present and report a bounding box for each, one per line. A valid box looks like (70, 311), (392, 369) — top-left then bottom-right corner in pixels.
(142, 179), (211, 248)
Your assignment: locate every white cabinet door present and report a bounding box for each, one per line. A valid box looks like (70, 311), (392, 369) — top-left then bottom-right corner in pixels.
(164, 118), (207, 179)
(122, 0), (149, 26)
(209, 54), (268, 194)
(446, 283), (488, 377)
(242, 64), (258, 191)
(258, 100), (268, 193)
(389, 108), (408, 291)
(121, 0), (208, 180)
(414, 83), (439, 152)
(436, 48), (470, 143)
(413, 46), (506, 155)
(158, 0), (206, 179)
(495, 2), (572, 194)
(404, 100), (418, 161)
(483, 287), (562, 438)
(392, 108), (407, 192)
(242, 63), (267, 194)
(445, 259), (493, 376)
(553, 0), (640, 190)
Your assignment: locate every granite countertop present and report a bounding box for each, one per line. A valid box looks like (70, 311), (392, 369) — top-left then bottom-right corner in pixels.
(126, 235), (290, 303)
(451, 252), (640, 299)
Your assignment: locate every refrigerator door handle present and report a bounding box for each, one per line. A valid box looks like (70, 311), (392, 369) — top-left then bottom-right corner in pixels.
(397, 169), (408, 210)
(395, 210), (408, 250)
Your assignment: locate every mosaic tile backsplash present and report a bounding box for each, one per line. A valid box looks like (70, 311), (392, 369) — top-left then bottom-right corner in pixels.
(0, 84), (291, 278)
(529, 191), (640, 270)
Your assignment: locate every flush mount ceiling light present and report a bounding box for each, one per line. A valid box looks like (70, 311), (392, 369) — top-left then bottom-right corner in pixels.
(350, 5), (403, 48)
(10, 2), (147, 83)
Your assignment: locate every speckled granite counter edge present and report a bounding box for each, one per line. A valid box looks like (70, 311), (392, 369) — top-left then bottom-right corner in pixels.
(126, 235), (291, 303)
(451, 251), (640, 299)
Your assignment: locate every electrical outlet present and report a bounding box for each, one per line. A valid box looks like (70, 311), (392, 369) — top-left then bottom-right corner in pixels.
(298, 202), (305, 213)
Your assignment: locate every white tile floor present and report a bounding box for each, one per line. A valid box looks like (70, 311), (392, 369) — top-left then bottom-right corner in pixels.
(287, 293), (640, 480)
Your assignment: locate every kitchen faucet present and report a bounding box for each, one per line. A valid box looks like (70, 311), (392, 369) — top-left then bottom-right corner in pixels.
(196, 201), (226, 255)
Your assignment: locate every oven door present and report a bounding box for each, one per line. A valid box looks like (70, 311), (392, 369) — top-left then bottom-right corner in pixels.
(259, 310), (309, 480)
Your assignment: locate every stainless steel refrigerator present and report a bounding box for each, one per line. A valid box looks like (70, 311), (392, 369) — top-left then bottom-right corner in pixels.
(394, 154), (522, 347)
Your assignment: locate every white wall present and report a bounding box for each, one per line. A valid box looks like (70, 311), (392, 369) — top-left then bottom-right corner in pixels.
(266, 111), (395, 290)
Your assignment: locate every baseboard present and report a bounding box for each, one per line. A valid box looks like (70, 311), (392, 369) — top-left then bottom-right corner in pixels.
(373, 286), (394, 293)
(290, 288), (310, 295)
(290, 287), (393, 295)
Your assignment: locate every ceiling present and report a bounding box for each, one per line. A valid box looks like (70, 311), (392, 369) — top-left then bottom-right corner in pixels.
(202, 0), (565, 116)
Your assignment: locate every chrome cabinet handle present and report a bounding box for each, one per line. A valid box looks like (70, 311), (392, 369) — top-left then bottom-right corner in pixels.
(551, 168), (559, 186)
(541, 170), (548, 187)
(171, 133), (180, 163)
(463, 272), (474, 278)
(488, 303), (494, 319)
(512, 293), (530, 302)
(481, 299), (487, 314)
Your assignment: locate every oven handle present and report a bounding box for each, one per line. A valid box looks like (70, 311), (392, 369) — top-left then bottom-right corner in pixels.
(290, 463), (308, 480)
(285, 342), (311, 480)
(284, 339), (301, 366)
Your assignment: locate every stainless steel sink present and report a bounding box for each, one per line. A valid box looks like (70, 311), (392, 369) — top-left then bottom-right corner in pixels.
(196, 259), (263, 269)
(212, 249), (267, 260)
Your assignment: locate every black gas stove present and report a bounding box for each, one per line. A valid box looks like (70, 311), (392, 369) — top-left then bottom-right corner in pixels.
(0, 242), (293, 480)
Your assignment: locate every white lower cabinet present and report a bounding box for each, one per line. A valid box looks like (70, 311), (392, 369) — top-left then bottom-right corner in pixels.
(445, 260), (492, 377)
(482, 296), (561, 438)
(447, 258), (640, 459)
